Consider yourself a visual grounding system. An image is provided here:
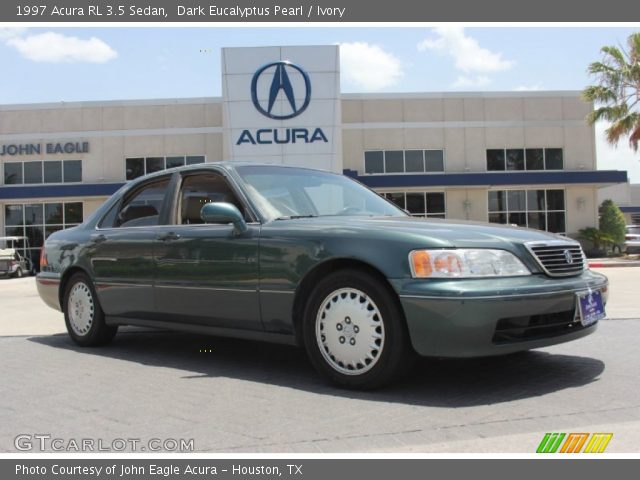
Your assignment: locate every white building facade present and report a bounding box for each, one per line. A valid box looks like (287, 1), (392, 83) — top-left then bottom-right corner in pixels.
(0, 45), (628, 263)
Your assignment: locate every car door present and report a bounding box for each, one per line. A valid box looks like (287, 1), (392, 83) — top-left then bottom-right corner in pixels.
(153, 169), (262, 330)
(89, 174), (173, 320)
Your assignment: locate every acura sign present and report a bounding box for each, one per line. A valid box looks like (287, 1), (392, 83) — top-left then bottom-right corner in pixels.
(236, 61), (328, 146)
(251, 61), (311, 120)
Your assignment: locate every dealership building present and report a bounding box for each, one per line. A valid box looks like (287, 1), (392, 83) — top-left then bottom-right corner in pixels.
(0, 45), (630, 261)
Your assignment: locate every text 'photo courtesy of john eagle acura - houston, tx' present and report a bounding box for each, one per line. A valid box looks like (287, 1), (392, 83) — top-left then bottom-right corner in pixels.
(36, 162), (609, 389)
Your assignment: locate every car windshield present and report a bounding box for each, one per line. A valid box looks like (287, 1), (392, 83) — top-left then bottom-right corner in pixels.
(235, 165), (407, 220)
(627, 226), (640, 235)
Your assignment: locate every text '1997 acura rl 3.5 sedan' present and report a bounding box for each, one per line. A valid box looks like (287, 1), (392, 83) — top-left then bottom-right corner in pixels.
(37, 163), (608, 389)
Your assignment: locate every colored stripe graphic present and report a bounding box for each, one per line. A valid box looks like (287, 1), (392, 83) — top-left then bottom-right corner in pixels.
(536, 433), (613, 453)
(560, 433), (589, 453)
(583, 433), (613, 453)
(537, 433), (566, 453)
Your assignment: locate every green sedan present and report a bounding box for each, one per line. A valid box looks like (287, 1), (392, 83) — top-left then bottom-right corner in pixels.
(37, 163), (608, 389)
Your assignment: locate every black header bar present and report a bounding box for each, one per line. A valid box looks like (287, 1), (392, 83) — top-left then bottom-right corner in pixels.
(0, 0), (639, 22)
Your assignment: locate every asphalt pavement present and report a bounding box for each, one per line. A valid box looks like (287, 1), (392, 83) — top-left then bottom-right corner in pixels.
(0, 268), (638, 453)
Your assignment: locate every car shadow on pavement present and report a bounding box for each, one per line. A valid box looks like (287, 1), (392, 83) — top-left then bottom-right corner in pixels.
(28, 329), (605, 407)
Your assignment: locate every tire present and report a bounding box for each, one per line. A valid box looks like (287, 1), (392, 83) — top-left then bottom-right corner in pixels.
(302, 269), (414, 390)
(13, 268), (23, 279)
(63, 272), (117, 347)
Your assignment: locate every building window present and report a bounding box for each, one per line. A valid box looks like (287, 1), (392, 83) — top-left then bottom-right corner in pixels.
(385, 151), (404, 173)
(125, 155), (206, 181)
(545, 148), (564, 170)
(425, 150), (445, 172)
(44, 161), (62, 183)
(24, 161), (43, 183)
(364, 150), (445, 174)
(486, 148), (564, 171)
(4, 201), (84, 264)
(63, 160), (82, 182)
(166, 156), (185, 169)
(506, 149), (525, 170)
(2, 160), (82, 185)
(363, 151), (384, 174)
(379, 191), (446, 219)
(488, 189), (566, 233)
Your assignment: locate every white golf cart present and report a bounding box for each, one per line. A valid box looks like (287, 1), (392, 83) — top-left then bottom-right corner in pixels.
(0, 236), (35, 278)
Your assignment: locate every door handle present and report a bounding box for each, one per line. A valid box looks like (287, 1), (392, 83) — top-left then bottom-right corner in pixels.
(90, 234), (107, 244)
(157, 232), (181, 241)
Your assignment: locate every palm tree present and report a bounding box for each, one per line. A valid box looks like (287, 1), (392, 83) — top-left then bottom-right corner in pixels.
(583, 32), (640, 151)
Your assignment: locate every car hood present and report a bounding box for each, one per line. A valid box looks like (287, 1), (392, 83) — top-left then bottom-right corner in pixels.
(271, 215), (573, 248)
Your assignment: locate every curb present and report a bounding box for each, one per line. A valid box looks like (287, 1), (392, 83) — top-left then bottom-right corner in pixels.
(589, 262), (640, 268)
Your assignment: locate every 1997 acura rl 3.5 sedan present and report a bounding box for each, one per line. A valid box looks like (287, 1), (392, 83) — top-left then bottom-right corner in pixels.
(37, 163), (608, 389)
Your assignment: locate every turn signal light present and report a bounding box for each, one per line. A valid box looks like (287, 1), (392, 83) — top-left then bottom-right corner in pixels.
(410, 250), (432, 277)
(39, 247), (48, 269)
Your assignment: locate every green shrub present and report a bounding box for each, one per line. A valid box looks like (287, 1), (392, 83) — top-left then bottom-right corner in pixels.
(579, 227), (615, 252)
(599, 199), (626, 245)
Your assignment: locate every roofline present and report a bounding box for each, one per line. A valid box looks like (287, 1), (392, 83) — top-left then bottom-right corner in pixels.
(341, 90), (585, 100)
(0, 97), (223, 112)
(0, 90), (586, 111)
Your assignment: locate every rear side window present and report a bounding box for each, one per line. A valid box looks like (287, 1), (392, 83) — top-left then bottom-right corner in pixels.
(101, 177), (171, 228)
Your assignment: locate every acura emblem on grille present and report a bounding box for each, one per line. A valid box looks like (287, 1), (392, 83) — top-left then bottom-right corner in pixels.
(564, 249), (574, 264)
(527, 242), (584, 277)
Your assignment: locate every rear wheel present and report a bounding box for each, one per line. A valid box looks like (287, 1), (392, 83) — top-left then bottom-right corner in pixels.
(302, 270), (413, 389)
(63, 273), (117, 346)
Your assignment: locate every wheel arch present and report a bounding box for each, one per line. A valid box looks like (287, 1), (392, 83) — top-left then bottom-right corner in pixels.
(58, 266), (92, 309)
(291, 258), (406, 346)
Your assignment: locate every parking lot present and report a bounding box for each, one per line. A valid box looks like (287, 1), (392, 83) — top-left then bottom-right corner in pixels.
(1, 268), (639, 453)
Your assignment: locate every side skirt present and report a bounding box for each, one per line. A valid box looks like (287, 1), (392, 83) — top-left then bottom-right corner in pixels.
(105, 316), (299, 347)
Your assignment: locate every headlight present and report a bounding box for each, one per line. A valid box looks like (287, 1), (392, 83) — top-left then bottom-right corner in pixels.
(409, 249), (531, 278)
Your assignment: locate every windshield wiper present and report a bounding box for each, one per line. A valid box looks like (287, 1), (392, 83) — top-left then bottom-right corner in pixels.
(275, 214), (318, 220)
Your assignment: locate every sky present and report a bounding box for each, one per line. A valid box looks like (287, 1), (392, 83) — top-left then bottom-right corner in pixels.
(0, 26), (638, 182)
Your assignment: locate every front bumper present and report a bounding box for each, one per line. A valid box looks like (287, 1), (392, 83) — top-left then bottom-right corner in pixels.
(393, 269), (608, 357)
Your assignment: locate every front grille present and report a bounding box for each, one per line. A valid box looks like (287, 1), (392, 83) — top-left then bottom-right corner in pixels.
(492, 309), (585, 344)
(0, 260), (9, 270)
(527, 243), (586, 277)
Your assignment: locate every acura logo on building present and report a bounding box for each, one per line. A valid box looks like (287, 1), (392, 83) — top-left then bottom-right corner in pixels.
(251, 61), (311, 120)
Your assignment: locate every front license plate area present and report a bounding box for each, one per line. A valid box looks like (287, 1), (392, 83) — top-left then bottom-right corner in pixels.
(576, 290), (606, 327)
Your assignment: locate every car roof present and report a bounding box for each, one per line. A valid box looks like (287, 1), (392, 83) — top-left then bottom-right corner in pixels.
(130, 161), (336, 184)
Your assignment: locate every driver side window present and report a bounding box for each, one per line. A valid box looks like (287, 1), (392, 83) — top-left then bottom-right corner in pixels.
(100, 177), (170, 228)
(178, 174), (245, 225)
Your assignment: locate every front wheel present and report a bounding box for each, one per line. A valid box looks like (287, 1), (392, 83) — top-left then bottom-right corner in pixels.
(12, 267), (23, 278)
(302, 270), (414, 389)
(63, 273), (117, 346)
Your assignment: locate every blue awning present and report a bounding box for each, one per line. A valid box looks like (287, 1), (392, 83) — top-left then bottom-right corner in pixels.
(344, 169), (628, 188)
(0, 183), (125, 200)
(620, 206), (640, 213)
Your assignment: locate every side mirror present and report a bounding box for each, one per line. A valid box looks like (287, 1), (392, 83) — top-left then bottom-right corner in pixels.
(200, 202), (248, 234)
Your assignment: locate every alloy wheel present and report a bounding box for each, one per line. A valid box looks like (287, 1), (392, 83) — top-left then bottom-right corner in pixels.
(315, 287), (385, 375)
